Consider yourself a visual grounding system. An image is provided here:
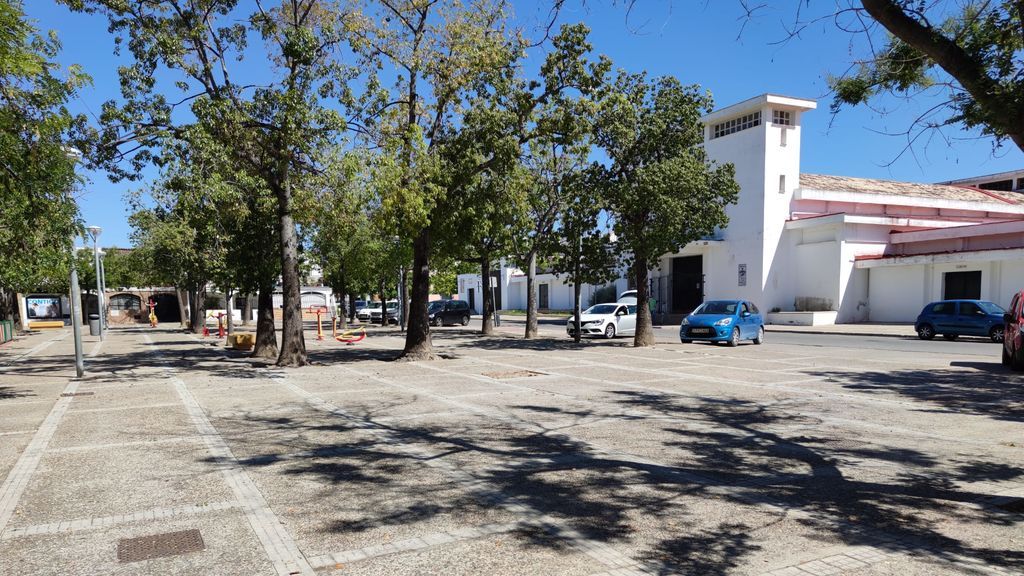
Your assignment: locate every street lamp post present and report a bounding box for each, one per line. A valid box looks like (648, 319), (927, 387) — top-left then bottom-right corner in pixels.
(87, 226), (104, 341)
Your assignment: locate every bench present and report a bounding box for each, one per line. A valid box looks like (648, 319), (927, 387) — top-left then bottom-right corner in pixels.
(28, 321), (65, 330)
(227, 333), (255, 351)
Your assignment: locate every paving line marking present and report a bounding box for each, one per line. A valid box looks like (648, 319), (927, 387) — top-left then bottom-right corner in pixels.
(0, 500), (242, 540)
(143, 334), (314, 576)
(0, 377), (80, 535)
(87, 338), (103, 358)
(0, 430), (35, 437)
(46, 436), (201, 454)
(68, 402), (183, 414)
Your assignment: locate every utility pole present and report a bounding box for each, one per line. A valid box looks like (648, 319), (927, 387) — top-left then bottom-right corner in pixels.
(87, 226), (105, 341)
(69, 244), (84, 378)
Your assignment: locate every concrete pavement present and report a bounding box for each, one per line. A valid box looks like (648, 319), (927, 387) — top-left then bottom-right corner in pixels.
(0, 325), (1021, 575)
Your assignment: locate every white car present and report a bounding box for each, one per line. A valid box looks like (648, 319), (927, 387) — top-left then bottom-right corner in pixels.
(566, 303), (637, 339)
(617, 290), (637, 305)
(356, 302), (381, 322)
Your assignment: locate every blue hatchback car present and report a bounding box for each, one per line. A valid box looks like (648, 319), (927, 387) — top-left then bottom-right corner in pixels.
(915, 299), (1005, 342)
(679, 300), (764, 346)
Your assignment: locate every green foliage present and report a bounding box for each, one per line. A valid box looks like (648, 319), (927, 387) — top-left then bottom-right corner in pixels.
(0, 0), (92, 294)
(830, 1), (1024, 149)
(592, 73), (739, 271)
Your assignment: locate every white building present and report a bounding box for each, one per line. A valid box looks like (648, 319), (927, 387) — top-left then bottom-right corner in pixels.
(459, 94), (1024, 324)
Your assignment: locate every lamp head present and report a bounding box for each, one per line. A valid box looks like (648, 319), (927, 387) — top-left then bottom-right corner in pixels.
(86, 226), (102, 240)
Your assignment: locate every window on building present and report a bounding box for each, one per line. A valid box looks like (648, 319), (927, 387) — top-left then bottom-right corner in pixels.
(712, 111), (761, 139)
(538, 284), (549, 309)
(778, 174), (786, 194)
(109, 294), (141, 311)
(979, 179), (1013, 191)
(772, 110), (792, 126)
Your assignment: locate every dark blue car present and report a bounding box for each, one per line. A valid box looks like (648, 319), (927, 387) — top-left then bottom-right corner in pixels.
(915, 299), (1005, 342)
(679, 299), (764, 346)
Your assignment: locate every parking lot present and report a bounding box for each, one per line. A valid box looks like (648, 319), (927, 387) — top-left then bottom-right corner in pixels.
(0, 325), (1021, 575)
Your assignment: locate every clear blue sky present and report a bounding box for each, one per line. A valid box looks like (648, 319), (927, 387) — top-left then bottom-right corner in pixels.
(27, 1), (1024, 247)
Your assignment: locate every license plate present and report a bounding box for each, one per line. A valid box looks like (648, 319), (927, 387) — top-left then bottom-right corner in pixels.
(690, 327), (711, 335)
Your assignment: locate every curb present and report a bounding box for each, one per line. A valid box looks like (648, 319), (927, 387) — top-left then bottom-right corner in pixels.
(764, 327), (914, 339)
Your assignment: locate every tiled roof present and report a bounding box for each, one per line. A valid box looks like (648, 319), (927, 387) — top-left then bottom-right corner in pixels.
(799, 173), (1021, 205)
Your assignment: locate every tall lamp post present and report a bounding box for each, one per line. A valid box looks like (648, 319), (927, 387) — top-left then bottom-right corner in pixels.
(64, 147), (84, 377)
(86, 226), (105, 341)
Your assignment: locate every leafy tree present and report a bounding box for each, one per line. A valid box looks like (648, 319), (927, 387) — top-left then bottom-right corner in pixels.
(350, 10), (606, 358)
(0, 0), (91, 321)
(592, 73), (739, 347)
(67, 0), (353, 366)
(546, 173), (618, 344)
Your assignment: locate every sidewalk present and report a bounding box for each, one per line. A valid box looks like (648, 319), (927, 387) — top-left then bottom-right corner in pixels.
(765, 322), (916, 338)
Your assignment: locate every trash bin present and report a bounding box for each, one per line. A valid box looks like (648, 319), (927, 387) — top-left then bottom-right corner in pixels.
(88, 314), (101, 336)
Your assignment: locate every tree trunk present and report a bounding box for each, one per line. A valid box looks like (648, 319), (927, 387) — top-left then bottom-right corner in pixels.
(399, 266), (408, 332)
(573, 249), (582, 344)
(400, 227), (434, 359)
(348, 293), (356, 324)
(274, 180), (307, 367)
(241, 295), (251, 326)
(189, 287), (206, 335)
(176, 288), (189, 329)
(225, 288), (234, 336)
(633, 260), (655, 347)
(480, 256), (494, 335)
(0, 288), (15, 323)
(378, 280), (387, 327)
(251, 284), (278, 359)
(525, 250), (538, 339)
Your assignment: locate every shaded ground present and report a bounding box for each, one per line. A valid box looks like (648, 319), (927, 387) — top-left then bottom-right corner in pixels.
(0, 325), (1021, 576)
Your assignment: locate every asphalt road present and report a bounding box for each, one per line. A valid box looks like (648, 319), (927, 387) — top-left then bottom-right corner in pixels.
(486, 315), (1004, 361)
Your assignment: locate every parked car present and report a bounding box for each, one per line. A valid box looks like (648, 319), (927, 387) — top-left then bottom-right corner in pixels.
(617, 290), (637, 304)
(370, 301), (399, 324)
(566, 303), (637, 339)
(355, 301), (380, 322)
(428, 299), (471, 326)
(679, 299), (764, 346)
(1002, 291), (1024, 370)
(914, 299), (1005, 342)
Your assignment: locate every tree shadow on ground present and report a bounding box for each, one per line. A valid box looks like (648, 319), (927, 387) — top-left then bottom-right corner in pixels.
(807, 364), (1024, 422)
(0, 386), (35, 400)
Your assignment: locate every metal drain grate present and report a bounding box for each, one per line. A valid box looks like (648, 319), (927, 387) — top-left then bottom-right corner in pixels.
(481, 370), (546, 379)
(60, 392), (94, 397)
(117, 529), (205, 563)
(995, 499), (1024, 514)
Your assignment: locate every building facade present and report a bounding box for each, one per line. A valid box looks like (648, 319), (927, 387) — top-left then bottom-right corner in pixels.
(459, 93), (1024, 324)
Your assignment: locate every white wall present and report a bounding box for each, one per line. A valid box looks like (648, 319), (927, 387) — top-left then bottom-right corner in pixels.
(868, 265), (928, 322)
(997, 259), (1024, 309)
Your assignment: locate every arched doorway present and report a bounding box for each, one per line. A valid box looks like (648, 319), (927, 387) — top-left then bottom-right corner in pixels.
(109, 293), (143, 323)
(151, 292), (181, 323)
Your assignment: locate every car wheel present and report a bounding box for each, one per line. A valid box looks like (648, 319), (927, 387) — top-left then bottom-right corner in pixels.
(917, 324), (935, 340)
(604, 323), (616, 339)
(943, 334), (958, 341)
(1003, 345), (1012, 366)
(461, 314), (470, 326)
(680, 339), (692, 344)
(990, 326), (1004, 343)
(753, 326), (764, 345)
(728, 327), (740, 347)
(432, 316), (443, 327)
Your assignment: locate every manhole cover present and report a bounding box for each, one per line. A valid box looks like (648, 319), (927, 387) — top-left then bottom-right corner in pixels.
(60, 392), (94, 397)
(117, 529), (205, 563)
(995, 499), (1024, 514)
(482, 370), (545, 379)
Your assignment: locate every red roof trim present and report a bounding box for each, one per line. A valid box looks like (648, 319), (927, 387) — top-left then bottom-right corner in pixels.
(855, 245), (1024, 261)
(951, 184), (1019, 205)
(786, 212), (844, 222)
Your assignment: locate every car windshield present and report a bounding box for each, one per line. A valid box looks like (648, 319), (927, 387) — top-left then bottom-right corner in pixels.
(694, 301), (737, 315)
(368, 302), (381, 309)
(979, 301), (1005, 314)
(584, 304), (619, 315)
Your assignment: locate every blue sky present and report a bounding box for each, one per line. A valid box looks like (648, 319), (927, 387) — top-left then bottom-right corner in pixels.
(27, 1), (1024, 247)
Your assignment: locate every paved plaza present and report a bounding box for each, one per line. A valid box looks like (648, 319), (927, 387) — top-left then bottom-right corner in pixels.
(0, 325), (1022, 575)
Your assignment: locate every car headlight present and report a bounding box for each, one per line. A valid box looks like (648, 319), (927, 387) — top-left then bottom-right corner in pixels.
(714, 318), (733, 326)
(680, 317), (689, 326)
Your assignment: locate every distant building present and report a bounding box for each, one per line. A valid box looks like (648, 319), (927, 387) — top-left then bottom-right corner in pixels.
(460, 93), (1024, 324)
